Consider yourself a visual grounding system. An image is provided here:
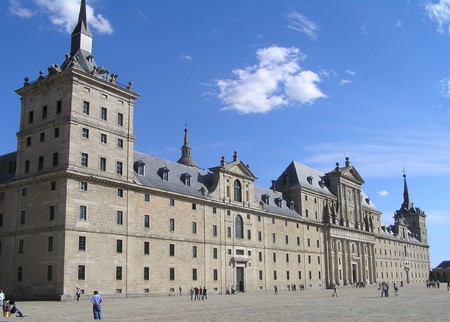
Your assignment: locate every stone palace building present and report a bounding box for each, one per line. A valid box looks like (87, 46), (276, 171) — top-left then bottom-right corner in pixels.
(0, 0), (430, 300)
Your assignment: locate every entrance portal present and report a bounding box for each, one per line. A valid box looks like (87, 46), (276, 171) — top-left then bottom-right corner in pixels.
(236, 267), (245, 292)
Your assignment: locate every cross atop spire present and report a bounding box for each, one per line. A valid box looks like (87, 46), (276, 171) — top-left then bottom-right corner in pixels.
(177, 126), (198, 168)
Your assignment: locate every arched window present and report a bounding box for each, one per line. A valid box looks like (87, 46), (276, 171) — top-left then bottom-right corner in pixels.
(235, 214), (243, 239)
(233, 180), (242, 202)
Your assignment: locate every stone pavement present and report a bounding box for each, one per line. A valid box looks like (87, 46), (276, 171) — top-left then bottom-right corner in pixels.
(1, 284), (449, 321)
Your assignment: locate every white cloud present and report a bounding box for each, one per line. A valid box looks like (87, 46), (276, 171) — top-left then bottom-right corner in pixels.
(396, 19), (403, 28)
(286, 11), (319, 41)
(346, 70), (356, 76)
(180, 54), (192, 61)
(9, 0), (34, 18)
(9, 0), (113, 35)
(439, 77), (450, 97)
(378, 190), (389, 197)
(216, 46), (326, 114)
(340, 79), (351, 85)
(424, 0), (450, 34)
(302, 128), (450, 178)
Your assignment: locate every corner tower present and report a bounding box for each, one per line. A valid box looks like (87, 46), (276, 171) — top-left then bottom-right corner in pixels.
(394, 173), (428, 244)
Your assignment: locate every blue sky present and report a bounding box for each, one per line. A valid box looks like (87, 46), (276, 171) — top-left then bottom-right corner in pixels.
(1, 0), (449, 269)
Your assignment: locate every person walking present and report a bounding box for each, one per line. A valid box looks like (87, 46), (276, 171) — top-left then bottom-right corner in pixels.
(0, 289), (5, 307)
(332, 284), (338, 297)
(91, 290), (103, 320)
(76, 287), (81, 301)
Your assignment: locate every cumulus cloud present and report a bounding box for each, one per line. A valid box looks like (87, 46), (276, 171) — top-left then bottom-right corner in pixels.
(439, 77), (450, 97)
(340, 79), (351, 85)
(378, 190), (389, 197)
(9, 0), (113, 35)
(424, 0), (450, 34)
(286, 11), (319, 40)
(216, 46), (326, 114)
(346, 70), (356, 76)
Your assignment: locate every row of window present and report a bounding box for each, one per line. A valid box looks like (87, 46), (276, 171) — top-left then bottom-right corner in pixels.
(25, 127), (60, 147)
(27, 100), (62, 124)
(22, 153), (59, 174)
(80, 153), (124, 174)
(82, 101), (124, 126)
(81, 127), (124, 148)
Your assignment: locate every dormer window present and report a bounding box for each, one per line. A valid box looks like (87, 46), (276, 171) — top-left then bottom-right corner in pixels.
(134, 161), (145, 176)
(262, 194), (270, 205)
(275, 198), (283, 208)
(319, 178), (324, 188)
(162, 167), (169, 181)
(307, 176), (313, 184)
(289, 200), (295, 211)
(181, 173), (191, 186)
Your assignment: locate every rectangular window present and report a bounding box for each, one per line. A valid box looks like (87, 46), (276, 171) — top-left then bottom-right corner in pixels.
(57, 100), (62, 114)
(287, 271), (290, 280)
(54, 127), (60, 138)
(144, 194), (150, 202)
(144, 215), (150, 228)
(20, 210), (25, 225)
(116, 161), (123, 175)
(42, 105), (48, 119)
(47, 265), (53, 281)
(169, 268), (175, 281)
(273, 253), (277, 262)
(117, 240), (123, 253)
(297, 237), (300, 246)
(214, 269), (218, 281)
(144, 242), (150, 255)
(19, 239), (24, 253)
(117, 138), (124, 149)
(169, 199), (175, 206)
(101, 107), (107, 121)
(286, 254), (290, 262)
(26, 136), (31, 146)
(227, 227), (231, 238)
(117, 113), (123, 126)
(213, 247), (218, 259)
(22, 187), (27, 196)
(247, 229), (251, 240)
(53, 153), (59, 167)
(38, 156), (44, 170)
(80, 205), (87, 220)
(192, 246), (197, 258)
(192, 268), (197, 281)
(82, 128), (89, 139)
(51, 181), (56, 190)
(169, 244), (175, 256)
(259, 252), (263, 262)
(213, 207), (217, 214)
(83, 101), (90, 115)
(259, 270), (263, 280)
(192, 222), (197, 234)
(79, 236), (86, 251)
(39, 132), (45, 142)
(116, 267), (122, 280)
(100, 133), (107, 144)
(258, 231), (262, 241)
(78, 265), (85, 280)
(100, 157), (106, 171)
(0, 213), (3, 227)
(144, 267), (149, 280)
(81, 153), (88, 167)
(29, 111), (33, 123)
(18, 267), (23, 281)
(117, 188), (124, 197)
(272, 233), (276, 243)
(274, 271), (277, 280)
(49, 205), (55, 220)
(80, 181), (88, 191)
(117, 211), (123, 225)
(192, 203), (196, 210)
(25, 160), (30, 173)
(169, 218), (175, 231)
(212, 225), (218, 237)
(285, 235), (289, 244)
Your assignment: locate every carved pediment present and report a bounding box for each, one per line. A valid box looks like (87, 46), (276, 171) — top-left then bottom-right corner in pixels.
(340, 167), (364, 185)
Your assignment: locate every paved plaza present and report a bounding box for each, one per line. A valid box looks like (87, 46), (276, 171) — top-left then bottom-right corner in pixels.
(1, 284), (449, 321)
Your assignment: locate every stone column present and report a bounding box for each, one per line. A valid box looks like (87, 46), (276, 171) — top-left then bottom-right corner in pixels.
(341, 238), (348, 285)
(367, 243), (373, 284)
(347, 240), (353, 285)
(371, 244), (377, 283)
(327, 236), (335, 287)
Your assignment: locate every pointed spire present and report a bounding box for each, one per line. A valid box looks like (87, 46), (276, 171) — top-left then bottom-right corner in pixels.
(402, 172), (411, 210)
(70, 0), (93, 56)
(177, 126), (198, 168)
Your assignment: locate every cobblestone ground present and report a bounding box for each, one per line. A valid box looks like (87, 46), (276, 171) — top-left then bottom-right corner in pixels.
(1, 284), (449, 321)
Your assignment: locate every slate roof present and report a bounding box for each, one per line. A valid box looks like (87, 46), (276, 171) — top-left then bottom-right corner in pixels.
(254, 186), (303, 220)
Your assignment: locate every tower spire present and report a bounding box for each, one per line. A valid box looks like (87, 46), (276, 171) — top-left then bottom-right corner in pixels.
(402, 171), (411, 211)
(177, 126), (198, 168)
(70, 0), (93, 56)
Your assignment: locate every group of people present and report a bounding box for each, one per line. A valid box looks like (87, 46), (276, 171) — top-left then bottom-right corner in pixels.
(379, 282), (399, 297)
(189, 286), (207, 300)
(1, 289), (25, 318)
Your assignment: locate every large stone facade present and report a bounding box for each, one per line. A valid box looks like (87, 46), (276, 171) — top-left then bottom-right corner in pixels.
(0, 1), (430, 300)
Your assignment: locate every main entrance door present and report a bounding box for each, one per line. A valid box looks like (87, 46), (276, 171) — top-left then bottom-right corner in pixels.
(236, 267), (245, 292)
